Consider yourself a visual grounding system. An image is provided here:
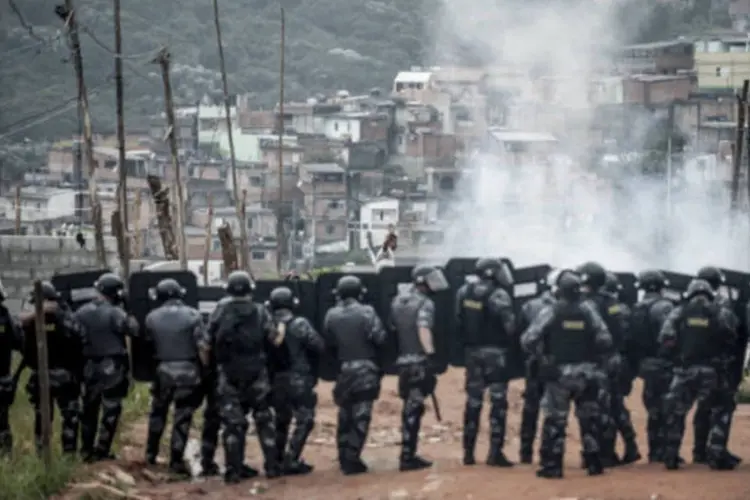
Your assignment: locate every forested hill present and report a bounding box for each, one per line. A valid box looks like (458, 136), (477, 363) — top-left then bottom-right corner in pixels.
(0, 0), (731, 141)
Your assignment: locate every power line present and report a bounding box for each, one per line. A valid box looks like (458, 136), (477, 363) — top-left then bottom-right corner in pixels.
(7, 0), (50, 43)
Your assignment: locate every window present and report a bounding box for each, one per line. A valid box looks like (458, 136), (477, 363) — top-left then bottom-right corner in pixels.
(250, 176), (262, 187)
(212, 238), (221, 251)
(251, 250), (266, 260)
(246, 217), (254, 229)
(326, 224), (335, 235)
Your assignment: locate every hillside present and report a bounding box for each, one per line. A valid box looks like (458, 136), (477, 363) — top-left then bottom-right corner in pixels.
(0, 0), (732, 142)
(0, 0), (427, 140)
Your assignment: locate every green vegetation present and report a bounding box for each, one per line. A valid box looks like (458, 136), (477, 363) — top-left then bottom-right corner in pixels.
(0, 360), (150, 500)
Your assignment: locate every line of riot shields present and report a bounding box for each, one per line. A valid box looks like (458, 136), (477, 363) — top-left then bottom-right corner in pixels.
(49, 260), (750, 388)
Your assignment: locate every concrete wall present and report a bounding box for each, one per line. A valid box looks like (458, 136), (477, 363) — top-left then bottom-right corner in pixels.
(0, 235), (119, 311)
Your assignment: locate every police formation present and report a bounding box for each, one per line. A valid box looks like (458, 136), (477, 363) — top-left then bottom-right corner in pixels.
(0, 259), (747, 485)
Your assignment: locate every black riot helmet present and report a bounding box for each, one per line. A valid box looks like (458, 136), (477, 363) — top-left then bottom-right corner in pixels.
(557, 271), (582, 300)
(412, 265), (449, 293)
(29, 280), (60, 304)
(335, 275), (365, 301)
(636, 269), (668, 292)
(604, 272), (622, 297)
(152, 278), (185, 302)
(696, 266), (725, 291)
(266, 286), (299, 311)
(225, 270), (255, 297)
(684, 278), (715, 301)
(576, 261), (607, 291)
(94, 273), (125, 301)
(475, 258), (513, 289)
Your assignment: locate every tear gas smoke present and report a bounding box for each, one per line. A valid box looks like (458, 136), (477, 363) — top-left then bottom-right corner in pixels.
(426, 0), (750, 274)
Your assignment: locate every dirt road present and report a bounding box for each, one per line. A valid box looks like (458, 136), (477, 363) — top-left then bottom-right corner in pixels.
(75, 368), (750, 499)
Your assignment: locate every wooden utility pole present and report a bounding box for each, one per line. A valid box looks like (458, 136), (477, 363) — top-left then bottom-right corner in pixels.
(277, 6), (286, 275)
(14, 185), (20, 235)
(132, 189), (142, 257)
(202, 193), (213, 285)
(212, 0), (249, 272)
(59, 0), (107, 267)
(154, 48), (187, 269)
(114, 0), (129, 283)
(147, 175), (178, 260)
(731, 79), (749, 211)
(33, 280), (52, 466)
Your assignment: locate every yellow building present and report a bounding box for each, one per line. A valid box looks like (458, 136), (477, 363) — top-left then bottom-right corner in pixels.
(694, 35), (750, 90)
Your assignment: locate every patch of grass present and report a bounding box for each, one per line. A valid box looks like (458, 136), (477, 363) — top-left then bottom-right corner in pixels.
(738, 375), (750, 404)
(0, 358), (152, 500)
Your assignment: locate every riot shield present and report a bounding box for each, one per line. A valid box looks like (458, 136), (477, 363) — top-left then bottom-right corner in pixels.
(197, 286), (225, 321)
(314, 271), (380, 381)
(513, 264), (552, 308)
(720, 268), (750, 388)
(613, 272), (637, 306)
(128, 270), (199, 382)
(51, 269), (111, 311)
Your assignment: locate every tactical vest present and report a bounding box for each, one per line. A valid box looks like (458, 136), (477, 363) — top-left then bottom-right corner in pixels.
(546, 301), (596, 365)
(677, 299), (721, 365)
(0, 310), (14, 377)
(392, 293), (426, 357)
(328, 304), (378, 363)
(592, 294), (625, 351)
(460, 283), (509, 348)
(77, 300), (128, 358)
(22, 310), (72, 371)
(631, 297), (669, 359)
(149, 302), (200, 362)
(214, 300), (266, 376)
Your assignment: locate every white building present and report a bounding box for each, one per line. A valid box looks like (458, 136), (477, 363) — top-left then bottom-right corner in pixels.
(358, 197), (400, 250)
(16, 187), (77, 221)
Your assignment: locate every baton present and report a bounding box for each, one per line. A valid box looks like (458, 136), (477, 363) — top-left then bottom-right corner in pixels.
(430, 393), (442, 422)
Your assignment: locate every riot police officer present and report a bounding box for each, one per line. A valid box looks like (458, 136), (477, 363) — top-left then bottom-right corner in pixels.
(0, 281), (22, 455)
(691, 266), (742, 467)
(144, 279), (207, 476)
(204, 271), (280, 484)
(74, 273), (136, 462)
(265, 286), (325, 476)
(21, 280), (85, 455)
(323, 275), (386, 476)
(390, 265), (448, 472)
(517, 269), (560, 464)
(521, 270), (613, 478)
(455, 258), (516, 467)
(658, 278), (738, 471)
(630, 270), (675, 463)
(576, 262), (640, 467)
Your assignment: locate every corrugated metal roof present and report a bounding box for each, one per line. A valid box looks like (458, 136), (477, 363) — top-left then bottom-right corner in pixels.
(394, 71), (432, 84)
(489, 128), (557, 143)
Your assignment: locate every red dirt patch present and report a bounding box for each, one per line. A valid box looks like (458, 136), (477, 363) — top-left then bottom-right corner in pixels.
(65, 368), (750, 499)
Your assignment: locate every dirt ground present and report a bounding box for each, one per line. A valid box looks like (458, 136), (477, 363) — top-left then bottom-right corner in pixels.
(69, 368), (750, 500)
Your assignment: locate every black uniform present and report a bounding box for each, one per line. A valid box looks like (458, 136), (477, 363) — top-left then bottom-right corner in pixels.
(518, 289), (556, 464)
(266, 295), (324, 475)
(21, 293), (85, 455)
(0, 300), (22, 454)
(323, 275), (386, 476)
(577, 262), (639, 466)
(521, 271), (613, 479)
(206, 291), (280, 483)
(144, 290), (206, 475)
(75, 286), (136, 461)
(390, 284), (436, 471)
(455, 259), (516, 467)
(630, 286), (674, 462)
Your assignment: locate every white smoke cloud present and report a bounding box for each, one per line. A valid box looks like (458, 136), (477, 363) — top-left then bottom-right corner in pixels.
(426, 0), (750, 275)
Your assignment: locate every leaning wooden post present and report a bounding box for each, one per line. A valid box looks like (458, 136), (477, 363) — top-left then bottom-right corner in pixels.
(33, 280), (52, 466)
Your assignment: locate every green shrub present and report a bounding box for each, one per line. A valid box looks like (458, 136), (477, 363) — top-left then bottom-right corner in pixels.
(0, 361), (150, 500)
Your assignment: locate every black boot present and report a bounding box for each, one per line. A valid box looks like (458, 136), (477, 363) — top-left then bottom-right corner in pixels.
(584, 453), (603, 476)
(463, 450), (476, 465)
(663, 451), (680, 471)
(341, 459), (368, 476)
(241, 464), (259, 479)
(620, 440), (642, 465)
(487, 451), (514, 467)
(283, 458), (314, 475)
(399, 455), (433, 472)
(519, 447), (533, 464)
(536, 465), (563, 479)
(200, 462), (220, 477)
(169, 460), (192, 478)
(708, 452), (739, 471)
